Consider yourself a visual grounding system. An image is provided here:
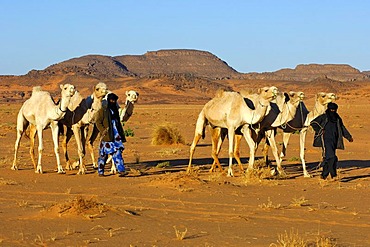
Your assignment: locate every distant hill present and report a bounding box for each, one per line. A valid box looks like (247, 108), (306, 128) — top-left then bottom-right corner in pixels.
(241, 64), (368, 82)
(0, 49), (369, 104)
(8, 49), (370, 82)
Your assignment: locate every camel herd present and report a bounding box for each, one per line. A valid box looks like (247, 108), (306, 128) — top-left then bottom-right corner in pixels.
(11, 82), (336, 178)
(187, 88), (337, 177)
(11, 82), (139, 174)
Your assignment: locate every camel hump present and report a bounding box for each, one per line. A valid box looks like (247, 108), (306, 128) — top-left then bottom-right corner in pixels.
(32, 86), (43, 93)
(215, 89), (225, 98)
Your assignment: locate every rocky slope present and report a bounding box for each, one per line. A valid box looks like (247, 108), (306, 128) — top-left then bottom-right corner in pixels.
(0, 49), (369, 104)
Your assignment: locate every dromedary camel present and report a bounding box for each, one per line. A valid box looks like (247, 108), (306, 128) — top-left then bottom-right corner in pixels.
(188, 86), (278, 177)
(209, 91), (304, 175)
(276, 92), (337, 177)
(12, 84), (76, 173)
(84, 90), (140, 171)
(58, 82), (108, 175)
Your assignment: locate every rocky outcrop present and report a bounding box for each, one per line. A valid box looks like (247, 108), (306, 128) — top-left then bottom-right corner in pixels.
(241, 64), (368, 82)
(26, 55), (135, 79)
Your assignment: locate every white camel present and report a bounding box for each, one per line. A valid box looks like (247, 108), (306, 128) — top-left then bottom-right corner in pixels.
(12, 84), (76, 173)
(84, 90), (140, 171)
(277, 92), (337, 177)
(187, 86), (278, 177)
(58, 82), (108, 175)
(210, 91), (304, 174)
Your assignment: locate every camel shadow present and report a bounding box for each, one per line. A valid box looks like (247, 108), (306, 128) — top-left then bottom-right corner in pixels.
(283, 159), (370, 181)
(127, 157), (370, 181)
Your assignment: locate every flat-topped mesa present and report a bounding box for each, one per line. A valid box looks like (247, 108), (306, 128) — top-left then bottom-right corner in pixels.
(273, 64), (366, 82)
(114, 49), (239, 79)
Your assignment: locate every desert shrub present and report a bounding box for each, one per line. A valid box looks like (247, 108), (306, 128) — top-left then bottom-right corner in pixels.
(124, 127), (135, 137)
(151, 124), (185, 145)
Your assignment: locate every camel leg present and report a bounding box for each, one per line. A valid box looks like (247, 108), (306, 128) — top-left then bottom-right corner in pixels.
(233, 134), (244, 172)
(226, 128), (235, 177)
(299, 128), (311, 178)
(187, 110), (207, 173)
(241, 125), (257, 172)
(29, 124), (37, 170)
(210, 127), (224, 172)
(266, 129), (285, 175)
(187, 133), (202, 173)
(280, 132), (292, 158)
(35, 125), (44, 174)
(50, 122), (64, 174)
(72, 125), (86, 175)
(262, 141), (270, 165)
(62, 127), (74, 170)
(86, 124), (99, 169)
(12, 113), (28, 170)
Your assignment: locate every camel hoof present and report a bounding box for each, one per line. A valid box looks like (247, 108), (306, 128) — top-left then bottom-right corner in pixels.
(77, 169), (86, 175)
(227, 169), (234, 177)
(11, 166), (18, 171)
(72, 161), (80, 169)
(277, 169), (287, 178)
(57, 170), (66, 174)
(303, 173), (312, 178)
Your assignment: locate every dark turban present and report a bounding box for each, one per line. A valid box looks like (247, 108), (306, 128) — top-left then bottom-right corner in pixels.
(327, 102), (338, 111)
(107, 93), (120, 120)
(326, 102), (338, 122)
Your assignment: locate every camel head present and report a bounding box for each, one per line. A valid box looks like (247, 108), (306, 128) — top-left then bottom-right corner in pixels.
(257, 86), (278, 105)
(316, 92), (337, 106)
(286, 91), (305, 105)
(60, 84), (76, 98)
(125, 90), (139, 104)
(93, 82), (108, 100)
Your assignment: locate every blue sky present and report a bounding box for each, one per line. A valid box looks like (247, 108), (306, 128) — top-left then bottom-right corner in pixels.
(1, 0), (369, 75)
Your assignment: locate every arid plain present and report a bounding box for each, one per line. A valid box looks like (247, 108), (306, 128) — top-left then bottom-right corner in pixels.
(0, 79), (370, 247)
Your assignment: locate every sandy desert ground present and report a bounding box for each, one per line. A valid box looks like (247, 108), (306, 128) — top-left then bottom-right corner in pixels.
(0, 92), (369, 246)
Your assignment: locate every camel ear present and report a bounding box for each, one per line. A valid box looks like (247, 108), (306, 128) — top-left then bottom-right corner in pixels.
(284, 92), (290, 102)
(60, 84), (63, 90)
(125, 91), (129, 96)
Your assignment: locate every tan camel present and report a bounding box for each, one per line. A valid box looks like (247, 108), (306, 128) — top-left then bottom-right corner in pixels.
(12, 84), (76, 173)
(58, 82), (108, 175)
(210, 91), (304, 174)
(278, 92), (337, 177)
(84, 90), (140, 171)
(188, 86), (278, 177)
(56, 82), (108, 173)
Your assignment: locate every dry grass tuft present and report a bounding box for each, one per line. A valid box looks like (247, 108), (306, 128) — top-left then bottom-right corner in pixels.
(0, 177), (18, 185)
(151, 124), (185, 145)
(270, 228), (338, 247)
(50, 196), (108, 217)
(275, 228), (306, 246)
(173, 226), (188, 240)
(244, 164), (275, 183)
(290, 196), (310, 207)
(259, 197), (281, 209)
